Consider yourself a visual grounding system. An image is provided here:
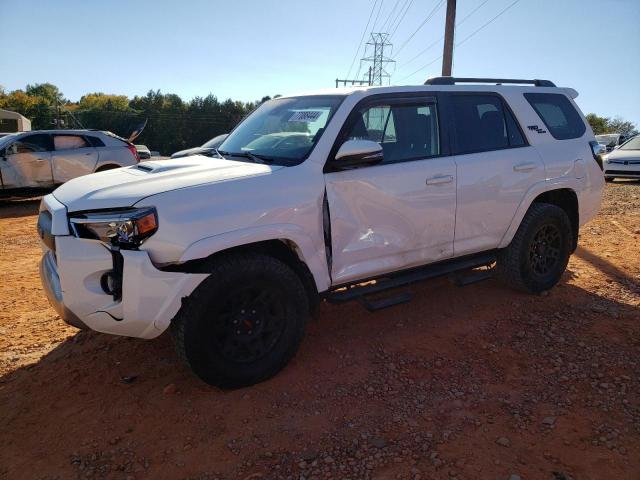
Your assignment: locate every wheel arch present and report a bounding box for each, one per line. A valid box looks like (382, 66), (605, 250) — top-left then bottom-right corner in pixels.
(95, 163), (121, 172)
(500, 182), (581, 251)
(161, 227), (330, 310)
(531, 188), (579, 251)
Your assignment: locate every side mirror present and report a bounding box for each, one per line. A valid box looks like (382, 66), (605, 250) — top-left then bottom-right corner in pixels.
(332, 139), (383, 170)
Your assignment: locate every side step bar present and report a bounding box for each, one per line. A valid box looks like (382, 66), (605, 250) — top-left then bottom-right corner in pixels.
(326, 252), (497, 304)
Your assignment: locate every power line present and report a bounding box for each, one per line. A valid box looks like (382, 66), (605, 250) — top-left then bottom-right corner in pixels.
(355, 0), (386, 80)
(380, 0), (401, 32)
(345, 0), (380, 80)
(455, 0), (520, 48)
(370, 0), (386, 32)
(393, 0), (446, 58)
(397, 0), (522, 82)
(389, 0), (415, 39)
(395, 0), (490, 67)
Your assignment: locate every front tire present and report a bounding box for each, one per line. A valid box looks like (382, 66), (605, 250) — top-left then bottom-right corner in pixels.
(171, 252), (309, 388)
(497, 203), (572, 293)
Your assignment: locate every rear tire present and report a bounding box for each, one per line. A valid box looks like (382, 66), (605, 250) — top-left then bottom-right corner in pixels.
(171, 252), (309, 388)
(497, 203), (572, 293)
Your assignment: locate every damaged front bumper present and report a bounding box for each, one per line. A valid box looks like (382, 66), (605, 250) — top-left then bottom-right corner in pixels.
(38, 195), (208, 339)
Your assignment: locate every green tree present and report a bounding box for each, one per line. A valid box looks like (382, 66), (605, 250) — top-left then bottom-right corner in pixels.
(25, 83), (64, 104)
(586, 113), (638, 137)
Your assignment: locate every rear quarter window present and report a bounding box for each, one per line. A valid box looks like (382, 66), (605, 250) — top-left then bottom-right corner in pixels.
(86, 136), (105, 147)
(524, 93), (586, 140)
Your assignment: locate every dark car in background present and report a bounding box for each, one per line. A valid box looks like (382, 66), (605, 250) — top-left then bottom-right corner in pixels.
(170, 134), (228, 159)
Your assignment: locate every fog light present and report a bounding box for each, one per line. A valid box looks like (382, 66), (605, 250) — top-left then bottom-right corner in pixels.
(100, 271), (117, 295)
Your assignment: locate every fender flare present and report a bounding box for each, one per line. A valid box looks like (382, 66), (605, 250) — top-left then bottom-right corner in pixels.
(178, 224), (331, 292)
(498, 178), (581, 249)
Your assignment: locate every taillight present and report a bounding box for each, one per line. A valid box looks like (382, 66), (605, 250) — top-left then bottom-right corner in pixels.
(589, 141), (604, 171)
(127, 143), (140, 162)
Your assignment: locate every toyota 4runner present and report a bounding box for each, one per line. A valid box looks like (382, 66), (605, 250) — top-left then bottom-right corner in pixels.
(38, 77), (604, 387)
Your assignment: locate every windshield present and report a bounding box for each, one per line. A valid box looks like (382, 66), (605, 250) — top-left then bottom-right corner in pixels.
(0, 133), (18, 149)
(595, 134), (619, 146)
(620, 136), (640, 150)
(218, 95), (344, 164)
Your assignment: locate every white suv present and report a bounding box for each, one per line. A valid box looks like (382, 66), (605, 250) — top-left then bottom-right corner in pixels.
(0, 129), (139, 193)
(38, 78), (604, 387)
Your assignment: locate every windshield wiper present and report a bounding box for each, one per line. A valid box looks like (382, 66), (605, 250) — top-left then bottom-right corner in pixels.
(217, 150), (276, 164)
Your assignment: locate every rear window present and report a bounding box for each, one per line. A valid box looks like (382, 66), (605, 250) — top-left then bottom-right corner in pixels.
(524, 93), (586, 140)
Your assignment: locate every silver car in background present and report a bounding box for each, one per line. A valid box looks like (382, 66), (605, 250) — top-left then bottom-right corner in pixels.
(0, 130), (139, 193)
(603, 135), (640, 181)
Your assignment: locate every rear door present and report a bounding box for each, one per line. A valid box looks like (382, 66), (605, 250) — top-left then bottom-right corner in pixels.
(446, 93), (545, 256)
(1, 133), (53, 188)
(51, 134), (99, 184)
(325, 94), (457, 284)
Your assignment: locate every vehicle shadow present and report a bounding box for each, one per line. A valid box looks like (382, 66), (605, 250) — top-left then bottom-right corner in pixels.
(0, 263), (638, 478)
(0, 197), (41, 219)
(575, 245), (639, 289)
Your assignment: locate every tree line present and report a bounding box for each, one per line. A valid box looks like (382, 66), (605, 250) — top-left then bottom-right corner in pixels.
(0, 83), (273, 155)
(1, 83), (637, 155)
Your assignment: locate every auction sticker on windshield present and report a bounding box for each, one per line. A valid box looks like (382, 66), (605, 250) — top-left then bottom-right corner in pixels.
(289, 111), (323, 122)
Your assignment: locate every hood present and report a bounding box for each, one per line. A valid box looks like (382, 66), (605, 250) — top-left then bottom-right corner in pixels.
(53, 155), (283, 212)
(170, 147), (214, 158)
(606, 149), (640, 161)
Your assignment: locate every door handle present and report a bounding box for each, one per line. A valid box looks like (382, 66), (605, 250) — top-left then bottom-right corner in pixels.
(426, 175), (453, 185)
(513, 162), (537, 172)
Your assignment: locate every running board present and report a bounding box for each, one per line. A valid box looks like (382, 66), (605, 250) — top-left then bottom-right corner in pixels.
(360, 291), (413, 311)
(448, 268), (494, 287)
(326, 252), (497, 304)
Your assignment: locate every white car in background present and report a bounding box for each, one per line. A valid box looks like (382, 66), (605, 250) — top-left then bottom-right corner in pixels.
(603, 135), (640, 181)
(0, 130), (139, 193)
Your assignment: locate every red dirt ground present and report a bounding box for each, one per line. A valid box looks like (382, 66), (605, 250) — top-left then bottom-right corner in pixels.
(0, 183), (638, 480)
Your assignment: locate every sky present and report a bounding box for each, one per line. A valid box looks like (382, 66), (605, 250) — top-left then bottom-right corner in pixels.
(1, 0), (639, 125)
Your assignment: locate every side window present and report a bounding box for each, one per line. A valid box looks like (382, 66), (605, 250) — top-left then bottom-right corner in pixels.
(53, 135), (90, 151)
(345, 101), (440, 164)
(504, 107), (526, 147)
(10, 134), (52, 154)
(524, 93), (586, 140)
(451, 94), (525, 154)
(86, 136), (105, 148)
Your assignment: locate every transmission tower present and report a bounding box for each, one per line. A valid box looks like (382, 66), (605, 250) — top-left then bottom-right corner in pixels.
(336, 32), (395, 88)
(361, 33), (395, 86)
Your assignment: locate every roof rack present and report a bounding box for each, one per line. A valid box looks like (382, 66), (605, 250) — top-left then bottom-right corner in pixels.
(424, 77), (556, 87)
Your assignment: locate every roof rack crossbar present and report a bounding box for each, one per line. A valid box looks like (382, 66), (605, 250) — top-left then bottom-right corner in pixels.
(424, 77), (556, 87)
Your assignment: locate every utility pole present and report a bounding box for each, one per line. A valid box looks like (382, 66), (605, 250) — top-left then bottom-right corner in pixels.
(335, 67), (373, 88)
(55, 98), (62, 128)
(441, 0), (457, 77)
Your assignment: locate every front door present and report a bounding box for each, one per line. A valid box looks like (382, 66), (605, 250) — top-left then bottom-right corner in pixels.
(324, 95), (457, 285)
(51, 134), (99, 184)
(1, 133), (53, 189)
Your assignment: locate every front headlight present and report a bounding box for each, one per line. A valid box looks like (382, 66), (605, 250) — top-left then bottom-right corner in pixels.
(69, 207), (158, 248)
